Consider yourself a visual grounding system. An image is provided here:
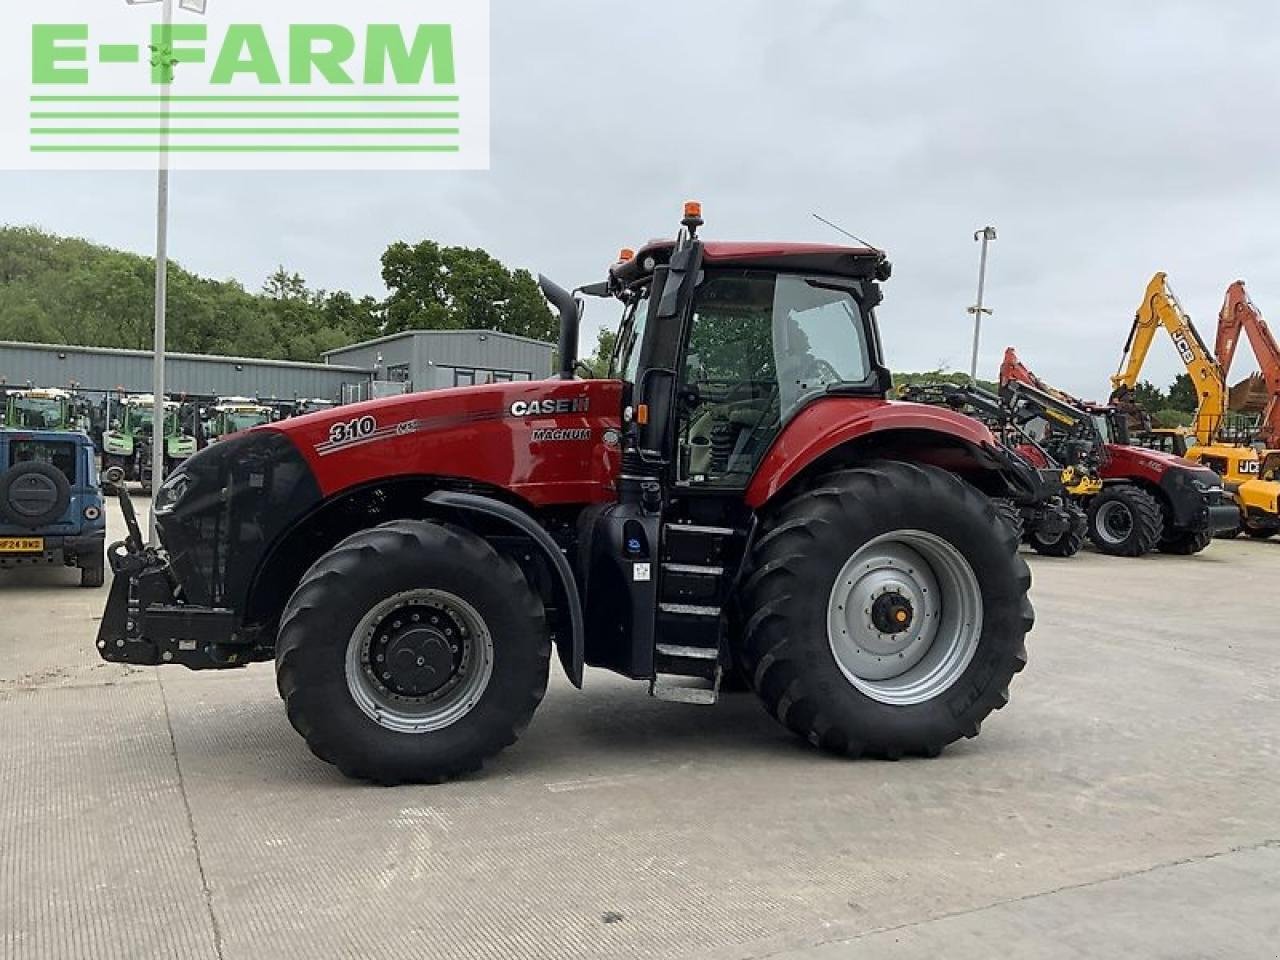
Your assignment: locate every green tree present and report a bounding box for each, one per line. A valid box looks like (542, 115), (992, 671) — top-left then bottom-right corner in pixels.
(584, 327), (617, 377)
(1167, 373), (1197, 413)
(1128, 379), (1166, 415)
(381, 241), (555, 341)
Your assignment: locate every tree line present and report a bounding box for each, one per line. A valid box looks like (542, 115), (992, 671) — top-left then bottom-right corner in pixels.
(0, 226), (555, 363)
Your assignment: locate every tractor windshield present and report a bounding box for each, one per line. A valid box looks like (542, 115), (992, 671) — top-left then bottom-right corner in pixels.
(223, 410), (271, 433)
(126, 407), (179, 435)
(9, 396), (67, 430)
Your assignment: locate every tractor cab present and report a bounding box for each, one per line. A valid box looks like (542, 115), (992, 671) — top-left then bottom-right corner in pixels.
(1, 388), (88, 433)
(205, 398), (274, 441)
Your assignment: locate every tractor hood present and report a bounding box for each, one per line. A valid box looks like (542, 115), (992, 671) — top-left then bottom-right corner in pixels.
(255, 378), (623, 504)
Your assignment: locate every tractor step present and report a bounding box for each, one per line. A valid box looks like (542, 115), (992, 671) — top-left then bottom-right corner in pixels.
(650, 668), (721, 705)
(655, 643), (718, 660)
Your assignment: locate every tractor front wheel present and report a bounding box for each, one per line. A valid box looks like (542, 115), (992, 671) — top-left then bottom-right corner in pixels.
(1028, 502), (1087, 558)
(1086, 485), (1163, 557)
(275, 520), (550, 784)
(739, 461), (1033, 760)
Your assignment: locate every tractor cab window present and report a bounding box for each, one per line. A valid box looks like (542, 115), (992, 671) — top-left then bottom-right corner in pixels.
(1262, 455), (1280, 483)
(773, 274), (871, 416)
(676, 271), (873, 487)
(11, 397), (66, 430)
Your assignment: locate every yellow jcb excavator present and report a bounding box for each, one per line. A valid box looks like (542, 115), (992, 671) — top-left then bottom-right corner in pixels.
(1110, 273), (1278, 538)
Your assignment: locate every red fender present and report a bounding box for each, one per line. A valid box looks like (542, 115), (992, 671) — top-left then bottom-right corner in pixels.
(744, 397), (998, 508)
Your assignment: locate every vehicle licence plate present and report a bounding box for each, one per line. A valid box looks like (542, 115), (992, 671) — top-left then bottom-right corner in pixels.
(0, 538), (44, 553)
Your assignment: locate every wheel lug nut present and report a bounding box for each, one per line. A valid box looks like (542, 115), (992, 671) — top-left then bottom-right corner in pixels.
(411, 613), (420, 623)
(392, 621), (401, 630)
(376, 654), (384, 663)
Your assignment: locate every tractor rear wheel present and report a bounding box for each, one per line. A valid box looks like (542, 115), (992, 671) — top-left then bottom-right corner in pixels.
(1086, 485), (1162, 557)
(275, 520), (550, 784)
(739, 461), (1033, 760)
(1028, 502), (1087, 558)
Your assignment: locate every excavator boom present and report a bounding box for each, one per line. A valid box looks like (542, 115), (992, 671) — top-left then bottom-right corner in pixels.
(1109, 273), (1226, 446)
(1217, 281), (1280, 447)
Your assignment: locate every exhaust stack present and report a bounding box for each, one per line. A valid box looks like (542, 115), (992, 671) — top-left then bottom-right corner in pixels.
(540, 275), (581, 380)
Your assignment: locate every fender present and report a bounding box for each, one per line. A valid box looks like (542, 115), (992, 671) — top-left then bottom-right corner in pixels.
(425, 490), (584, 688)
(745, 397), (1003, 508)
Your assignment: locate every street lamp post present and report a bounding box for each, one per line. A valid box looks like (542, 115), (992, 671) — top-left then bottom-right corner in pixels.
(968, 226), (997, 383)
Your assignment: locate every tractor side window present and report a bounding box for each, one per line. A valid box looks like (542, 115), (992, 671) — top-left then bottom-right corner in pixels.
(677, 272), (780, 486)
(773, 275), (871, 418)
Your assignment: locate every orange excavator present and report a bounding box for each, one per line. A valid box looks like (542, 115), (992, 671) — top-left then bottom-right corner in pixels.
(1216, 281), (1280, 449)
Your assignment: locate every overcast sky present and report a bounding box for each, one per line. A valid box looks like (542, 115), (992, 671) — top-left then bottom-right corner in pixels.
(3, 0), (1278, 397)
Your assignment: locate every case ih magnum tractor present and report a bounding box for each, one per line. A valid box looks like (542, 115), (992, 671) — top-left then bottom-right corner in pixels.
(99, 207), (1036, 784)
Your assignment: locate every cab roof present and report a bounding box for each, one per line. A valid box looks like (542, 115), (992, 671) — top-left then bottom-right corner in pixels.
(610, 238), (889, 289)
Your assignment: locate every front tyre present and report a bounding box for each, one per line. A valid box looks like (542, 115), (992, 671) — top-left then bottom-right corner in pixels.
(739, 461), (1033, 760)
(275, 520), (550, 784)
(1086, 485), (1162, 557)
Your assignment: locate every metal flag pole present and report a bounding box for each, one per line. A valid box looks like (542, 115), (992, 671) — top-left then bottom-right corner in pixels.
(968, 226), (997, 383)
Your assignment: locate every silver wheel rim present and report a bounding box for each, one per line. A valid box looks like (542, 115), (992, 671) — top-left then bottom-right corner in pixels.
(1095, 500), (1133, 546)
(826, 530), (983, 706)
(344, 588), (494, 734)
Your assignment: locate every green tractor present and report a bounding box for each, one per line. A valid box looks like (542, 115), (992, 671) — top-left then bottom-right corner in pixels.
(101, 395), (197, 492)
(203, 397), (276, 442)
(1, 387), (91, 433)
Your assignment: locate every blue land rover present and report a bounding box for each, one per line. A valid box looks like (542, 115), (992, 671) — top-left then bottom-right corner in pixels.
(0, 428), (106, 587)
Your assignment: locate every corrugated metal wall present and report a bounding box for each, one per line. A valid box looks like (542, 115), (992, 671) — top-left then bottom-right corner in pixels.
(0, 341), (371, 401)
(325, 330), (554, 392)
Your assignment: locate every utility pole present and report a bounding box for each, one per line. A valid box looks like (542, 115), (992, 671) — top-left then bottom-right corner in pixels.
(968, 226), (997, 383)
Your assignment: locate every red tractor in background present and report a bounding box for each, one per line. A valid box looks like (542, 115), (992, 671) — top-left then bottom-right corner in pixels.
(1000, 348), (1237, 556)
(99, 206), (1037, 784)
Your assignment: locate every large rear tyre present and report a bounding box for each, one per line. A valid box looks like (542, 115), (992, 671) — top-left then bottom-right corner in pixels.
(739, 461), (1033, 760)
(1086, 485), (1162, 557)
(992, 498), (1025, 543)
(1028, 502), (1087, 558)
(275, 520), (550, 784)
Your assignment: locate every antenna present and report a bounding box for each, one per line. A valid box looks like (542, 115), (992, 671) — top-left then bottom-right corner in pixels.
(812, 213), (882, 254)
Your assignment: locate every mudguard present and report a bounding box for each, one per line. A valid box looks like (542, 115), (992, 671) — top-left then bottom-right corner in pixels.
(425, 490), (585, 688)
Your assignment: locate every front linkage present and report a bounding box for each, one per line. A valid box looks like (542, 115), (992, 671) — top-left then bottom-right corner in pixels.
(97, 486), (238, 670)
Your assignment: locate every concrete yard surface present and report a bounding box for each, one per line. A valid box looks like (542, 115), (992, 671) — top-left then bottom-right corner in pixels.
(1, 500), (1277, 959)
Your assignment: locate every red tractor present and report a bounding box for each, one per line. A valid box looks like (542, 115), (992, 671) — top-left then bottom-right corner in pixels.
(99, 206), (1036, 784)
(1000, 348), (1238, 556)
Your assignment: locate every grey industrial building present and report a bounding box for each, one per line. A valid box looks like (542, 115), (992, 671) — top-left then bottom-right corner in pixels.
(0, 340), (371, 402)
(0, 329), (555, 404)
(323, 330), (555, 392)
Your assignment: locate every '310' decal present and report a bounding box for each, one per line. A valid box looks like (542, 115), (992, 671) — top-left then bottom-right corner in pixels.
(328, 415), (377, 446)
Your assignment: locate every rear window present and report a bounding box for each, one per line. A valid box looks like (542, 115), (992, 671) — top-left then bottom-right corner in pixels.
(9, 438), (77, 484)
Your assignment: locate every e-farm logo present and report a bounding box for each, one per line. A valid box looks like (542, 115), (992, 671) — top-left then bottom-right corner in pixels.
(2, 0), (489, 170)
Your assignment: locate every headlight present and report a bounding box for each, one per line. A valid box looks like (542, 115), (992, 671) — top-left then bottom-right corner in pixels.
(153, 471), (193, 515)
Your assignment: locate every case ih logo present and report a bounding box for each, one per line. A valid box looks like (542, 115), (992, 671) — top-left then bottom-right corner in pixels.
(4, 0), (490, 171)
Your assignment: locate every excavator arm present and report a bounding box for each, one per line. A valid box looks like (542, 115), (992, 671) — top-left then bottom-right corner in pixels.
(1109, 272), (1226, 446)
(1217, 281), (1280, 448)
